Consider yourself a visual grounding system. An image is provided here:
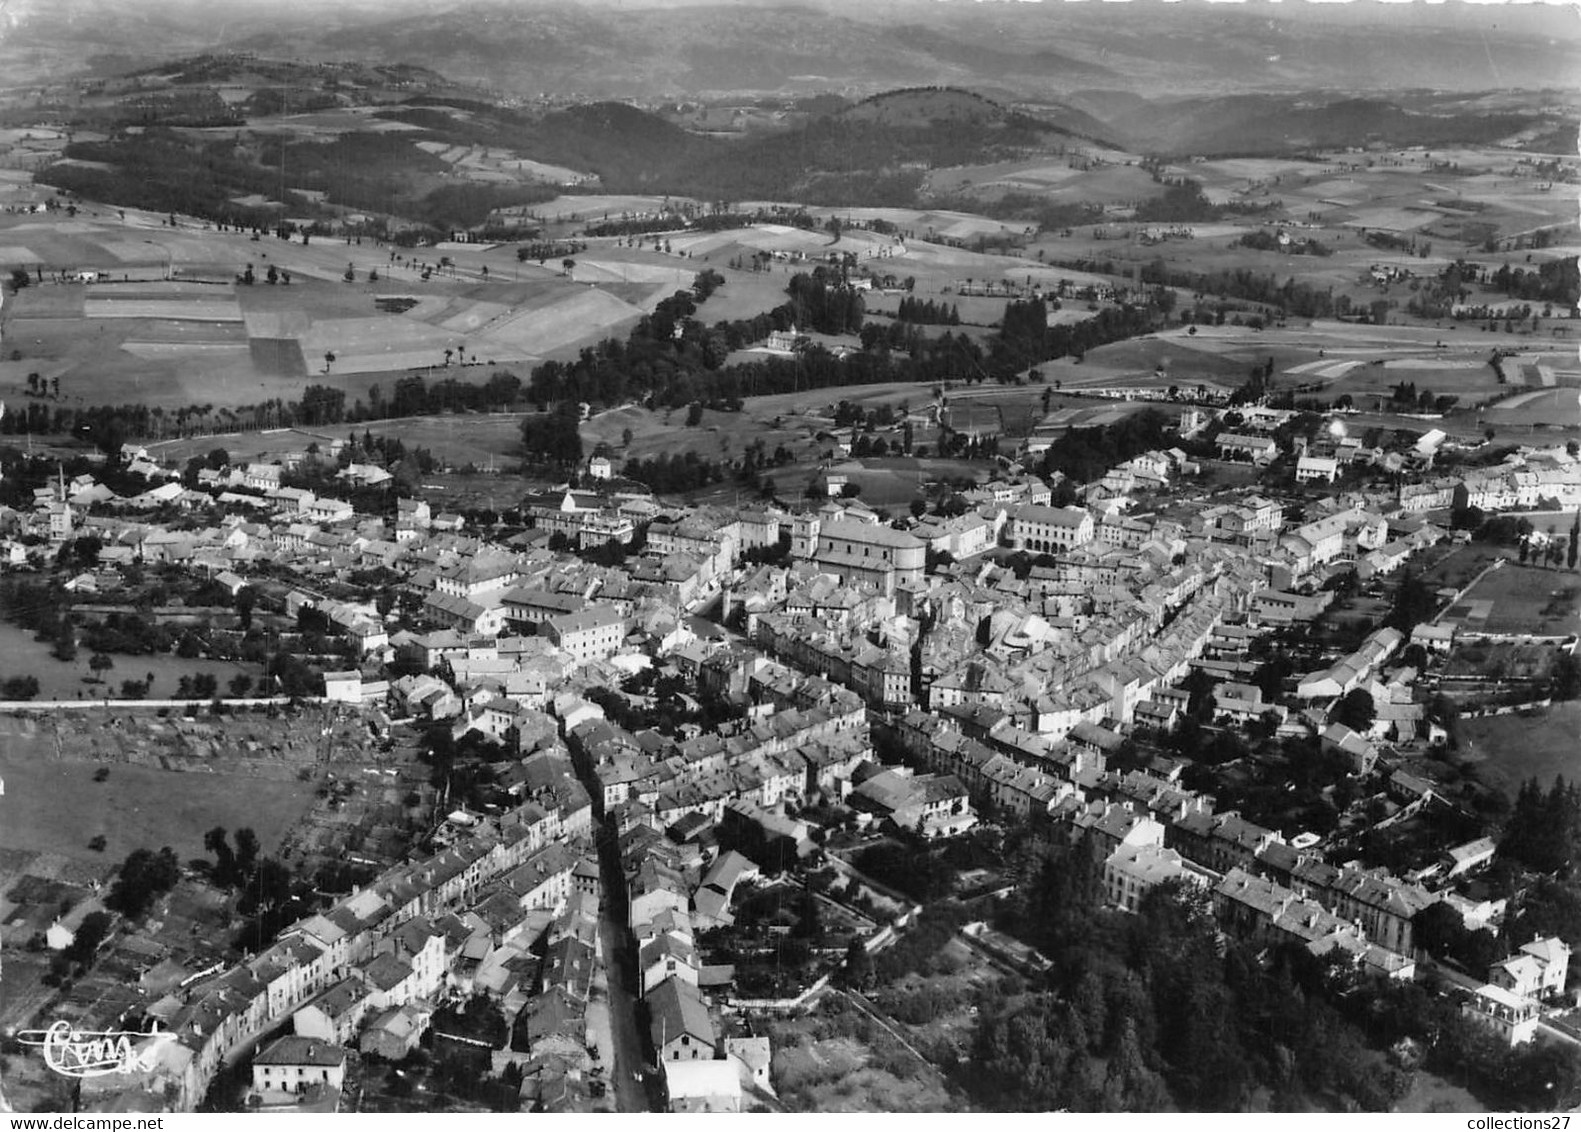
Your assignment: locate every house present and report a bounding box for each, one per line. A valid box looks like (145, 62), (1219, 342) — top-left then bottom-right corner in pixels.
(639, 933), (700, 996)
(1411, 622), (1456, 654)
(850, 767), (975, 839)
(1489, 936), (1570, 1001)
(647, 976), (716, 1062)
(359, 1003), (431, 1061)
(250, 1036), (348, 1102)
(292, 977), (373, 1048)
(726, 1036), (774, 1095)
(1442, 837), (1497, 880)
(1104, 844), (1205, 913)
(1213, 681), (1280, 725)
(664, 1058), (741, 1113)
(1295, 455), (1340, 484)
(322, 670), (364, 704)
(1216, 433), (1278, 464)
(547, 607), (627, 665)
(1321, 722), (1379, 775)
(1461, 984), (1540, 1047)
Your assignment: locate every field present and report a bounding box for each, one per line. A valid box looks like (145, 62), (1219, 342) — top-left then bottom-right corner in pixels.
(0, 206), (701, 410)
(926, 158), (1158, 205)
(763, 994), (962, 1112)
(1458, 701), (1581, 799)
(1442, 639), (1566, 682)
(0, 619), (263, 702)
(763, 457), (992, 509)
(151, 413), (533, 472)
(1416, 544), (1511, 592)
(2, 142), (1572, 444)
(1450, 558), (1581, 636)
(0, 717), (317, 866)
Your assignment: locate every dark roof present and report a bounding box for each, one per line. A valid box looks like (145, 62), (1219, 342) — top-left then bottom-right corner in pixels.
(254, 1035), (348, 1068)
(647, 976), (715, 1049)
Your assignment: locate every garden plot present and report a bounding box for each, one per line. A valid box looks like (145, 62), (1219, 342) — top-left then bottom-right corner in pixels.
(83, 298), (243, 321)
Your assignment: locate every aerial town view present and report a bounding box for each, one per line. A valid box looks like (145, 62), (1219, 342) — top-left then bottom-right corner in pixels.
(0, 0), (1577, 1116)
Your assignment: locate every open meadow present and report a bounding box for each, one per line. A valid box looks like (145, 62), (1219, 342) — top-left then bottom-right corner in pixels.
(1459, 701), (1581, 799)
(0, 715), (317, 866)
(1450, 557), (1581, 637)
(0, 619), (265, 702)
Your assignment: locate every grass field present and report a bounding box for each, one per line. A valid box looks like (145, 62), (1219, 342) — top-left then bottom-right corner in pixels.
(1459, 701), (1581, 799)
(0, 619), (264, 701)
(1455, 559), (1581, 636)
(0, 717), (318, 864)
(148, 412), (533, 471)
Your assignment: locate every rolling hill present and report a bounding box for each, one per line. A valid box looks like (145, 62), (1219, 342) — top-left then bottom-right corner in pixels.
(3, 0), (1576, 100)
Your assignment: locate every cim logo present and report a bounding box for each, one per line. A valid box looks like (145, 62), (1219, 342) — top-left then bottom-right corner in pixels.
(15, 1021), (176, 1079)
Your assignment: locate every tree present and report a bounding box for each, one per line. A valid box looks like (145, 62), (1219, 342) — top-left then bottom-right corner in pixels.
(233, 828), (260, 878)
(9, 266), (30, 292)
(64, 910), (112, 970)
(229, 674), (253, 698)
(88, 653), (113, 682)
(1386, 567), (1437, 632)
(841, 937), (874, 989)
(1569, 512), (1579, 571)
(205, 826), (236, 886)
(105, 847), (180, 918)
(1334, 688), (1376, 733)
(1552, 653), (1581, 702)
(2, 675), (40, 700)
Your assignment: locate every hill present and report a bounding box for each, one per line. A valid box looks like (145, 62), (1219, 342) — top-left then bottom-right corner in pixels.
(1104, 92), (1559, 157)
(4, 0), (1576, 100)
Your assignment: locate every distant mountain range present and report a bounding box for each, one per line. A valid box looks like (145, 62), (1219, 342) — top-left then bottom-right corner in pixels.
(2, 0), (1577, 101)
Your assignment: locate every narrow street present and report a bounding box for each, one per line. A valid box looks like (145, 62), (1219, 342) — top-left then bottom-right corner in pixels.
(596, 909), (651, 1112)
(579, 790), (658, 1112)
